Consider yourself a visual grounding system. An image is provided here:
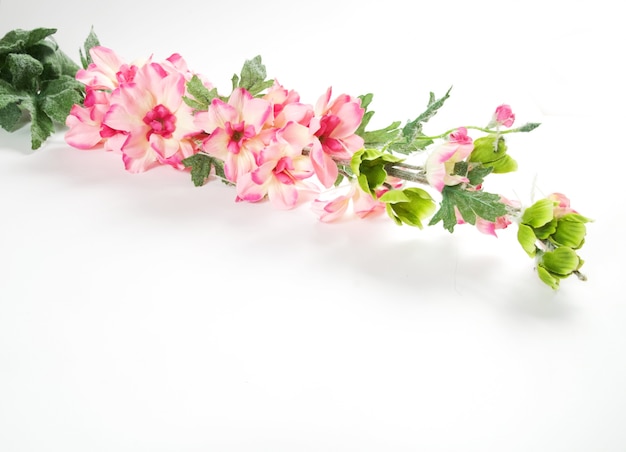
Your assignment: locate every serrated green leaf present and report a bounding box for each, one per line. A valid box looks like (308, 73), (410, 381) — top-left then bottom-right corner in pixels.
(362, 120), (401, 147)
(40, 88), (83, 123)
(184, 75), (218, 111)
(467, 164), (493, 186)
(7, 53), (43, 91)
(30, 102), (54, 149)
(429, 185), (507, 232)
(0, 28), (57, 55)
(181, 153), (229, 186)
(80, 27), (100, 69)
(234, 55), (273, 96)
(0, 102), (25, 131)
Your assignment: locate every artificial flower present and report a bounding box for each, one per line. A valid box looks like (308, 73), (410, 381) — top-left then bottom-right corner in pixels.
(425, 127), (474, 192)
(194, 87), (271, 182)
(308, 87), (365, 188)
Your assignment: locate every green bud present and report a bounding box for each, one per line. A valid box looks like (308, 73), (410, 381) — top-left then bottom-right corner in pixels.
(521, 198), (555, 228)
(468, 135), (517, 174)
(380, 187), (436, 228)
(517, 223), (538, 257)
(539, 247), (582, 277)
(551, 217), (587, 249)
(537, 264), (561, 290)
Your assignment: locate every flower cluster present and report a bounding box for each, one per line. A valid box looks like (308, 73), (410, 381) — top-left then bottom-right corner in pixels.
(0, 27), (592, 290)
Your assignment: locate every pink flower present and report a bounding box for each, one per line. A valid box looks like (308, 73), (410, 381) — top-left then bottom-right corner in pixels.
(312, 177), (402, 222)
(547, 192), (578, 218)
(76, 46), (146, 91)
(308, 87), (365, 188)
(103, 62), (201, 172)
(236, 122), (317, 209)
(262, 80), (313, 129)
(493, 104), (515, 128)
(194, 88), (271, 182)
(425, 127), (474, 192)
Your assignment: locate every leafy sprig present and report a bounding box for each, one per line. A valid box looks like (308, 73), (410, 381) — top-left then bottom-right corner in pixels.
(0, 27), (89, 149)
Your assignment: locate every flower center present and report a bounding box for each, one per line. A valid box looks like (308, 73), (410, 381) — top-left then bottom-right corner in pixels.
(143, 104), (176, 139)
(315, 115), (340, 142)
(273, 156), (295, 185)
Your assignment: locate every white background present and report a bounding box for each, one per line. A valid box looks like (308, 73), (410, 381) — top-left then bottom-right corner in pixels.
(1, 1), (625, 451)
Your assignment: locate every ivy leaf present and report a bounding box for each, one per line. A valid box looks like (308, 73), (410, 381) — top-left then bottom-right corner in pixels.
(467, 164), (493, 186)
(429, 185), (507, 232)
(386, 87), (451, 154)
(184, 74), (219, 111)
(232, 55), (274, 96)
(0, 27), (57, 55)
(6, 53), (43, 91)
(79, 27), (100, 69)
(182, 153), (227, 187)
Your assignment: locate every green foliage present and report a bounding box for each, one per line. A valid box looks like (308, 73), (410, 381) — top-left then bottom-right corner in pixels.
(231, 55), (274, 97)
(79, 27), (100, 69)
(184, 74), (220, 111)
(429, 185), (508, 233)
(380, 187), (435, 228)
(182, 153), (227, 187)
(0, 27), (88, 149)
(386, 88), (451, 155)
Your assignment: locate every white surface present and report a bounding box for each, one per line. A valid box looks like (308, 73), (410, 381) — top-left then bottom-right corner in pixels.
(1, 1), (625, 451)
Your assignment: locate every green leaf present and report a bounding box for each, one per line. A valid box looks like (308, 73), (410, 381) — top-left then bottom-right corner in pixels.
(467, 164), (493, 186)
(521, 198), (555, 228)
(182, 153), (228, 186)
(40, 86), (83, 123)
(362, 121), (401, 148)
(0, 102), (25, 131)
(184, 75), (219, 111)
(0, 27), (57, 55)
(6, 53), (43, 91)
(518, 122), (541, 132)
(232, 55), (273, 96)
(30, 101), (54, 149)
(385, 88), (451, 155)
(80, 27), (100, 69)
(380, 187), (435, 228)
(429, 185), (507, 232)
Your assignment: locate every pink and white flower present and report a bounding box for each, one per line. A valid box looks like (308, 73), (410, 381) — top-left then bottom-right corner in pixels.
(308, 87), (365, 188)
(103, 62), (201, 172)
(312, 177), (402, 222)
(194, 88), (271, 182)
(236, 122), (318, 209)
(548, 192), (578, 218)
(425, 127), (474, 192)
